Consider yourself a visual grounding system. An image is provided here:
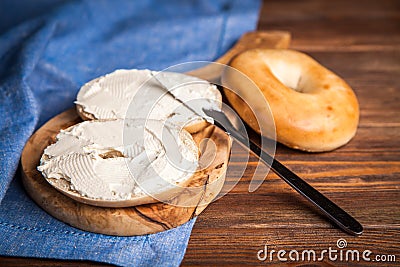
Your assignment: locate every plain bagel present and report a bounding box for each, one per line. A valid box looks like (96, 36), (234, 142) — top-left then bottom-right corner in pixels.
(223, 49), (359, 152)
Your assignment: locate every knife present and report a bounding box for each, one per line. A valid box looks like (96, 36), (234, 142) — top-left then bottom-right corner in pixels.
(150, 72), (363, 236)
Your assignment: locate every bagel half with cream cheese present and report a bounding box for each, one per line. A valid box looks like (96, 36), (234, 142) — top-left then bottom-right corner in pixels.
(38, 119), (199, 206)
(75, 69), (222, 133)
(223, 49), (359, 152)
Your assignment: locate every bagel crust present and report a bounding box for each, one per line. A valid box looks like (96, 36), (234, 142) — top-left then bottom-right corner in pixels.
(224, 49), (359, 152)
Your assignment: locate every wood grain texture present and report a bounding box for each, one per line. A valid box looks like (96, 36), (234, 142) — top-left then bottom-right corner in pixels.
(2, 0), (400, 266)
(182, 0), (400, 266)
(20, 109), (231, 236)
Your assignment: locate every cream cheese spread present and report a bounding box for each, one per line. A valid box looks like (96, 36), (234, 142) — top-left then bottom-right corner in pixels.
(75, 69), (221, 128)
(38, 119), (199, 200)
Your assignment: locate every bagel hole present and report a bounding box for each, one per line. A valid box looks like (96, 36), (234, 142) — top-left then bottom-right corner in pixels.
(268, 61), (304, 93)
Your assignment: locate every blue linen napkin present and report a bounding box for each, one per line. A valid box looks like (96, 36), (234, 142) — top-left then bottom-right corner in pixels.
(0, 0), (260, 265)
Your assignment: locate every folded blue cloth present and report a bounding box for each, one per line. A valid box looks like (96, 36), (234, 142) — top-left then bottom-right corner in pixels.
(0, 0), (260, 265)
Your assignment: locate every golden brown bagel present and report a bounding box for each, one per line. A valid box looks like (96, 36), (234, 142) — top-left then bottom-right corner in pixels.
(223, 49), (359, 152)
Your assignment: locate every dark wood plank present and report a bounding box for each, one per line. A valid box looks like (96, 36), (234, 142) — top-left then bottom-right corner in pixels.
(182, 0), (400, 266)
(259, 0), (400, 51)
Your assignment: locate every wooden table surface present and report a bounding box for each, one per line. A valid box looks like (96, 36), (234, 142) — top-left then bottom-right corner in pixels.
(2, 0), (400, 266)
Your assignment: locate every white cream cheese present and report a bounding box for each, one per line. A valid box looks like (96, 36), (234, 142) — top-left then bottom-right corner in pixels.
(38, 119), (199, 201)
(75, 69), (221, 128)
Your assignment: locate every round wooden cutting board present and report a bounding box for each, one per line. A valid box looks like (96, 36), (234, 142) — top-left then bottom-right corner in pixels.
(21, 109), (231, 236)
